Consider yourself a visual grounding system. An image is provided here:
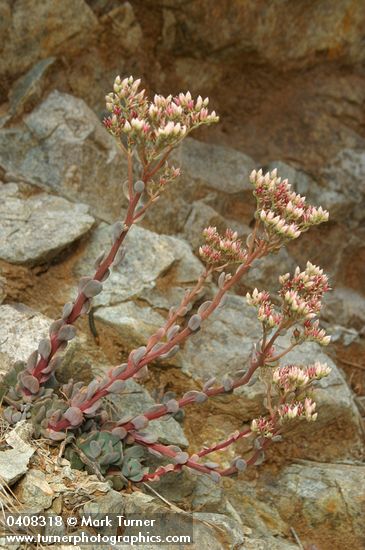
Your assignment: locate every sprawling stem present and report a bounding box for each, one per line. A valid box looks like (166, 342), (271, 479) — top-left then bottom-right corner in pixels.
(137, 430), (275, 482)
(26, 145), (178, 393)
(119, 320), (283, 432)
(57, 243), (318, 445)
(49, 241), (267, 432)
(144, 267), (213, 354)
(196, 429), (252, 457)
(29, 151), (139, 384)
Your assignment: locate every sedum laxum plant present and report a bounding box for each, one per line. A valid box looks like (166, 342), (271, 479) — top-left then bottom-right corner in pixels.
(3, 76), (331, 485)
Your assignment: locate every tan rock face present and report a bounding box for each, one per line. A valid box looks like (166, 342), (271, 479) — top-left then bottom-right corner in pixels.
(0, 272), (5, 304)
(0, 0), (98, 78)
(158, 0), (365, 68)
(259, 462), (365, 550)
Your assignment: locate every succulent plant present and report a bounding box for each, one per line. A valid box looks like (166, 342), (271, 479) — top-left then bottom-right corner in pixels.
(2, 75), (333, 489)
(65, 431), (148, 487)
(121, 444), (148, 482)
(30, 395), (69, 438)
(0, 360), (24, 401)
(72, 431), (124, 475)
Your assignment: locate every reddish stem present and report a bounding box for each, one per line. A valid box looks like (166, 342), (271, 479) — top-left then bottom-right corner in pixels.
(49, 244), (267, 432)
(32, 190), (141, 381)
(119, 314), (284, 433)
(197, 428), (252, 457)
(121, 359), (260, 432)
(138, 431), (274, 482)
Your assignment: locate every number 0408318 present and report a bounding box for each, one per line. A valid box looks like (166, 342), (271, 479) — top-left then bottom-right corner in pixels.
(5, 515), (63, 528)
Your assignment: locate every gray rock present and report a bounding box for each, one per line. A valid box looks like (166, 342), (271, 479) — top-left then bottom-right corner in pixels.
(139, 284), (191, 312)
(7, 58), (57, 119)
(119, 491), (246, 550)
(0, 184), (94, 265)
(0, 538), (20, 550)
(142, 137), (256, 234)
(180, 294), (259, 379)
(320, 148), (365, 224)
(15, 470), (54, 513)
(83, 489), (124, 514)
(192, 512), (245, 549)
(329, 324), (360, 347)
(74, 223), (203, 309)
(183, 200), (247, 253)
(0, 447), (34, 486)
(82, 490), (124, 534)
(243, 535), (298, 550)
(146, 468), (196, 504)
(166, 230), (205, 286)
(74, 223), (174, 306)
(191, 475), (224, 511)
(0, 91), (128, 223)
(0, 304), (81, 397)
(0, 304), (53, 389)
(158, 2), (365, 69)
(106, 379), (188, 448)
(43, 514), (66, 539)
(195, 511), (297, 550)
(322, 287), (365, 331)
(112, 493), (297, 550)
(99, 3), (142, 53)
(153, 474), (297, 550)
(95, 301), (165, 349)
(5, 420), (34, 453)
(224, 478), (289, 538)
(147, 467), (225, 512)
(180, 138), (255, 196)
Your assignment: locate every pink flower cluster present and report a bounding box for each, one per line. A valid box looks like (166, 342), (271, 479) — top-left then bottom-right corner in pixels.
(278, 398), (318, 422)
(273, 362), (331, 393)
(103, 75), (219, 158)
(302, 319), (330, 346)
(246, 288), (283, 328)
(199, 227), (247, 266)
(250, 360), (331, 442)
(273, 364), (310, 391)
(279, 262), (330, 316)
(305, 361), (332, 379)
(246, 262), (331, 344)
(250, 168), (329, 243)
(251, 416), (276, 438)
(280, 262), (331, 345)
